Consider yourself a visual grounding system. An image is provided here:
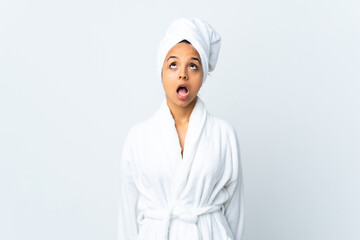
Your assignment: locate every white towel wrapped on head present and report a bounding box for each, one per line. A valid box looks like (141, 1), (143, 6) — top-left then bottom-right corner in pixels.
(157, 17), (222, 84)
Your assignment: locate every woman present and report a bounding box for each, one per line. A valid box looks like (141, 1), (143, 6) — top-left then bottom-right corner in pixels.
(118, 17), (244, 240)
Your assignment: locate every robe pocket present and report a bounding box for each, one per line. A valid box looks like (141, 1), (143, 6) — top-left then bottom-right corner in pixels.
(214, 211), (235, 240)
(137, 218), (165, 240)
(137, 218), (150, 240)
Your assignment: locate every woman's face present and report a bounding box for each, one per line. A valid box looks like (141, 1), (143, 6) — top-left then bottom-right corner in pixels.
(161, 42), (203, 108)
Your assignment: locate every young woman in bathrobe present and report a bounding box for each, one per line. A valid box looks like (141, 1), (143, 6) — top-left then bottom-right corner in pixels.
(118, 17), (244, 240)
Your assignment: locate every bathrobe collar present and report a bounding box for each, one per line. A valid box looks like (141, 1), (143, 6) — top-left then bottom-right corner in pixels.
(157, 96), (208, 199)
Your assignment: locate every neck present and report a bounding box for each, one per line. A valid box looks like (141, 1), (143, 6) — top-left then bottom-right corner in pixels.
(166, 96), (197, 125)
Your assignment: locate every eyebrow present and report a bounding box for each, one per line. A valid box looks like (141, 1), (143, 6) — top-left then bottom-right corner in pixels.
(167, 56), (201, 64)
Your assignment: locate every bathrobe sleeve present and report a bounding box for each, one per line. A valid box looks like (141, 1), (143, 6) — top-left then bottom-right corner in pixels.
(223, 125), (245, 240)
(117, 128), (140, 240)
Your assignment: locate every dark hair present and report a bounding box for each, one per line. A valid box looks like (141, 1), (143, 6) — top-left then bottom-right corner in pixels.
(178, 39), (191, 44)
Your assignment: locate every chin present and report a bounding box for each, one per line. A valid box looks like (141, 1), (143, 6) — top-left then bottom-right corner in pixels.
(176, 101), (190, 107)
(167, 95), (186, 106)
(176, 95), (196, 107)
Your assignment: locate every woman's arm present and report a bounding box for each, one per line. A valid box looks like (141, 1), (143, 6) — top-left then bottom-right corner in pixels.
(223, 125), (245, 240)
(117, 129), (139, 240)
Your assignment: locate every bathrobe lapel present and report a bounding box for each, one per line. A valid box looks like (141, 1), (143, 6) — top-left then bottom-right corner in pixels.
(158, 96), (207, 201)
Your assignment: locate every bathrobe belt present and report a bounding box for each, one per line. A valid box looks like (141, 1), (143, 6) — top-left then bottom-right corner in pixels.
(137, 204), (224, 239)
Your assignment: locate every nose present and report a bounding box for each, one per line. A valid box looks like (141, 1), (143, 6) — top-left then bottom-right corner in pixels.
(178, 68), (188, 80)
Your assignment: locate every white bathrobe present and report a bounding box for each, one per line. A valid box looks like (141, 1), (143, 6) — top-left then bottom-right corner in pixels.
(118, 96), (244, 240)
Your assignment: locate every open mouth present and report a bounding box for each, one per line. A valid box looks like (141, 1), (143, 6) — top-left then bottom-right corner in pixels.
(177, 84), (189, 97)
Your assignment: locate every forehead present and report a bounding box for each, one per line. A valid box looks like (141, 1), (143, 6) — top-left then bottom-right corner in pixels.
(166, 42), (200, 57)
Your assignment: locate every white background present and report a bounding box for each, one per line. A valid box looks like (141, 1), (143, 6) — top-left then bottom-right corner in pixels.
(1, 0), (359, 239)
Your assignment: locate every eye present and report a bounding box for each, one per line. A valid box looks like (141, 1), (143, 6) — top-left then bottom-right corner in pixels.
(190, 64), (198, 70)
(170, 62), (177, 68)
